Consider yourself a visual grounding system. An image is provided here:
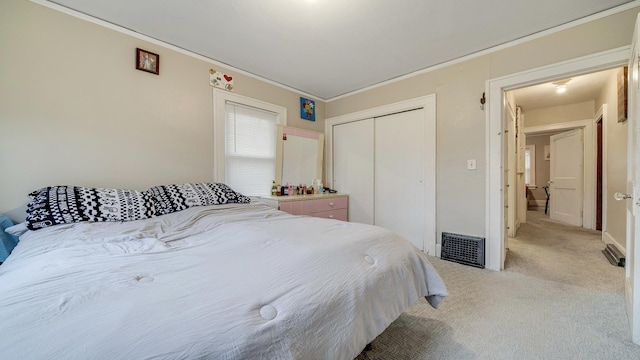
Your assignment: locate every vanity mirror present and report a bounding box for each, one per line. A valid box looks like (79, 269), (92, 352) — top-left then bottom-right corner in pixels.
(275, 125), (324, 188)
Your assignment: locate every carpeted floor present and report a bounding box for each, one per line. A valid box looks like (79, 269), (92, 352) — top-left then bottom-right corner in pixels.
(356, 210), (638, 359)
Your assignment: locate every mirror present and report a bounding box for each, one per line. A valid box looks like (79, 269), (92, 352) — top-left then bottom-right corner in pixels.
(275, 125), (324, 188)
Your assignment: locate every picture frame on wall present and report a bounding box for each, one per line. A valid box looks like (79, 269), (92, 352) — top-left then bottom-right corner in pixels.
(617, 66), (627, 122)
(300, 97), (315, 121)
(136, 48), (159, 75)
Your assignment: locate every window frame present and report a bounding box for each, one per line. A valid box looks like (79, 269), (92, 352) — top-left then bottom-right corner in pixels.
(213, 90), (287, 190)
(524, 144), (536, 187)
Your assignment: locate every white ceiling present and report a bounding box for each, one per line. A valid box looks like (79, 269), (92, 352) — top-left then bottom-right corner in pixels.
(510, 68), (620, 111)
(47, 0), (634, 100)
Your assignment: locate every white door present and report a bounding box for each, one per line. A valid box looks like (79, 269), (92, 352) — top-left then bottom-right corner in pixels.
(332, 119), (374, 225)
(549, 129), (583, 226)
(625, 13), (640, 344)
(375, 110), (426, 251)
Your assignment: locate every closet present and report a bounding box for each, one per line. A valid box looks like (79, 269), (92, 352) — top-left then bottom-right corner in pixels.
(329, 96), (435, 254)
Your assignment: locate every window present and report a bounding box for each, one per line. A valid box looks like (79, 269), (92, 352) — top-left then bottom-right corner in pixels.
(524, 144), (536, 187)
(225, 103), (277, 195)
(213, 91), (286, 196)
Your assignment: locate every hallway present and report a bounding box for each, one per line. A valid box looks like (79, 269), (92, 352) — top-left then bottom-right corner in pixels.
(506, 210), (624, 293)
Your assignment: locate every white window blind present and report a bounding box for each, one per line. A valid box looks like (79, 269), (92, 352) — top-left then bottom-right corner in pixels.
(225, 102), (277, 196)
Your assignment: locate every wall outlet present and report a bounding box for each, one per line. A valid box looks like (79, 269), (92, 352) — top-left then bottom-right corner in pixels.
(467, 159), (477, 170)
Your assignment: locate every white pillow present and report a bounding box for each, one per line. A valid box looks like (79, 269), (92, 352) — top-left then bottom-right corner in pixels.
(5, 222), (28, 237)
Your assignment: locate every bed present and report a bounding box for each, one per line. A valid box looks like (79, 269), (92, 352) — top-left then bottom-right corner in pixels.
(0, 183), (447, 360)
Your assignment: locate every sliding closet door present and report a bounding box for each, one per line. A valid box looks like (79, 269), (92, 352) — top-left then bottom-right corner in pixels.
(375, 109), (426, 250)
(333, 119), (374, 224)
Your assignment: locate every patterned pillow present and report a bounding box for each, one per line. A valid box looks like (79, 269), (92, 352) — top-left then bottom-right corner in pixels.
(147, 183), (251, 215)
(25, 186), (156, 230)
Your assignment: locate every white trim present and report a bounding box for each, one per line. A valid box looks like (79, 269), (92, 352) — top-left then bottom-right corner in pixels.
(325, 95), (437, 255)
(486, 46), (629, 271)
(30, 0), (322, 101)
(212, 89), (287, 183)
(524, 119), (592, 134)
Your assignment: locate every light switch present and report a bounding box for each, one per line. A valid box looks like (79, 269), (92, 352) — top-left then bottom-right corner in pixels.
(467, 159), (477, 170)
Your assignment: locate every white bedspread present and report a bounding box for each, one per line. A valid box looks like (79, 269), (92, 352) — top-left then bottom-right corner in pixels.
(0, 203), (447, 360)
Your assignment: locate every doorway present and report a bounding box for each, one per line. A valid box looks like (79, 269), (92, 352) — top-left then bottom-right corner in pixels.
(485, 47), (629, 272)
(505, 67), (622, 247)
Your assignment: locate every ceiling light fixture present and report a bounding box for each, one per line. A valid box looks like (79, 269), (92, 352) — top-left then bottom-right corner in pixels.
(552, 78), (571, 94)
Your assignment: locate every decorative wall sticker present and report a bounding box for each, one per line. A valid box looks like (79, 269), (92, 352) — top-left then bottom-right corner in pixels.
(210, 69), (234, 91)
(300, 97), (315, 121)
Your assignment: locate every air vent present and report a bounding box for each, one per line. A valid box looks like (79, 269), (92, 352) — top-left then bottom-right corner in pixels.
(441, 232), (485, 268)
(602, 243), (625, 267)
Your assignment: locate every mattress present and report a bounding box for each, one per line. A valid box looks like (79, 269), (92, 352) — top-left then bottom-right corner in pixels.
(0, 202), (447, 359)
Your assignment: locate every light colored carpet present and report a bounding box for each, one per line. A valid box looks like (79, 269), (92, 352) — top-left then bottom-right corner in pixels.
(356, 210), (639, 359)
(505, 210), (625, 294)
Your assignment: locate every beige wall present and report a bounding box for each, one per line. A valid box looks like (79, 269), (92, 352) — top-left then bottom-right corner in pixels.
(523, 101), (595, 127)
(327, 7), (639, 242)
(0, 0), (324, 221)
(596, 68), (628, 249)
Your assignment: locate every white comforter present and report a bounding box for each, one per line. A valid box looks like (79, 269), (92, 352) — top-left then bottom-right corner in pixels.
(0, 203), (447, 360)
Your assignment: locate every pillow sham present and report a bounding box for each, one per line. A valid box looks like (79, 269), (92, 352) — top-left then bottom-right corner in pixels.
(25, 186), (156, 230)
(147, 183), (251, 215)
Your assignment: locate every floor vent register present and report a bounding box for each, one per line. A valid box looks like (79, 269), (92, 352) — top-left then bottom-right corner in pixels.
(441, 232), (485, 269)
(602, 243), (625, 267)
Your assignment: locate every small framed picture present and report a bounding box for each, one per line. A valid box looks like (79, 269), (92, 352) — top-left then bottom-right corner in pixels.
(617, 66), (628, 122)
(300, 97), (315, 121)
(136, 48), (159, 75)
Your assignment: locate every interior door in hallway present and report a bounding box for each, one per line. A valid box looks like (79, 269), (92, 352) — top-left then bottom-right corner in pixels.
(550, 128), (583, 226)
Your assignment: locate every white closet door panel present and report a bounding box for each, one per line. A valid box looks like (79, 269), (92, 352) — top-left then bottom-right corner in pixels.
(375, 109), (425, 250)
(333, 119), (374, 224)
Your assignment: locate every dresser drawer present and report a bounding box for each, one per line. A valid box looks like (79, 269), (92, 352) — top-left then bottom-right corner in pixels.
(299, 196), (348, 214)
(311, 208), (348, 221)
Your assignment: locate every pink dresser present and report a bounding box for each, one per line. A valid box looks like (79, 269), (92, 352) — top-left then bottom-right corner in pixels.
(260, 194), (348, 221)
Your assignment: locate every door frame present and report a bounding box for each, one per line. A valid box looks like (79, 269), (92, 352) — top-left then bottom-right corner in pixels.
(486, 46), (629, 271)
(596, 105), (609, 235)
(325, 95), (437, 255)
(524, 119), (595, 229)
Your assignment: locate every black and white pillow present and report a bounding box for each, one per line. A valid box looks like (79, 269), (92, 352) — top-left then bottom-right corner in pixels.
(147, 183), (251, 215)
(25, 186), (156, 230)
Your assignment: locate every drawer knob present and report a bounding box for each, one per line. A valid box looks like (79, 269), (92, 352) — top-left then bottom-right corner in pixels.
(329, 215), (334, 218)
(329, 202), (334, 207)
